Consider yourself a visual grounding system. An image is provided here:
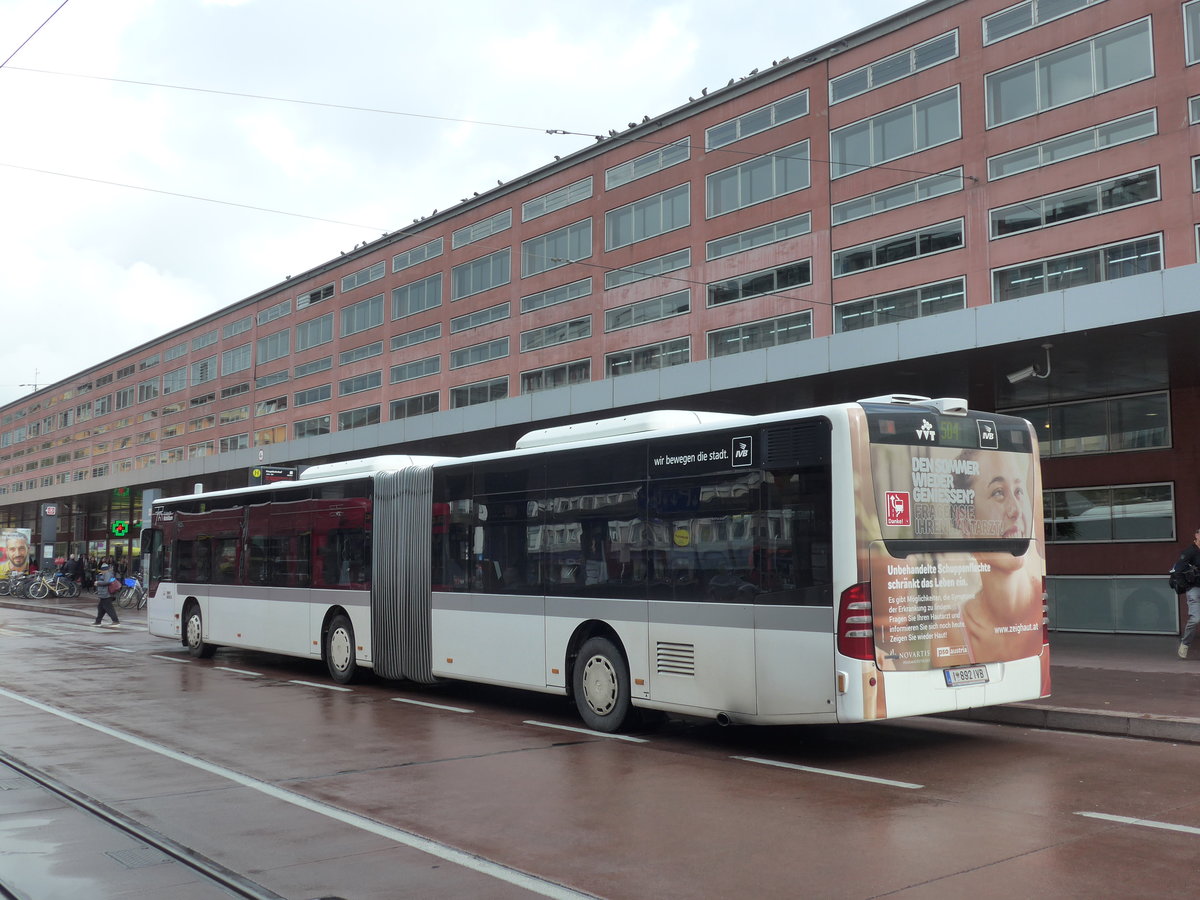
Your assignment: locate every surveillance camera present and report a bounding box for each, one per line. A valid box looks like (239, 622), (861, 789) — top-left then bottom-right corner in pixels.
(1006, 365), (1037, 384)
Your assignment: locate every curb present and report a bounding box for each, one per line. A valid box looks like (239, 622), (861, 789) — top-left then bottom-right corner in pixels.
(941, 703), (1200, 745)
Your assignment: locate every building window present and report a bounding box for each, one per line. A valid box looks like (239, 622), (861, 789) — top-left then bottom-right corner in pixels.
(833, 219), (964, 277)
(219, 406), (249, 425)
(450, 302), (510, 334)
(256, 299), (290, 326)
(338, 405), (380, 431)
(294, 356), (332, 378)
(219, 434), (250, 453)
(297, 283), (334, 310)
(606, 138), (690, 189)
(294, 384), (332, 406)
(1194, 157), (1200, 192)
(708, 260), (811, 307)
(707, 91), (809, 149)
(391, 323), (442, 351)
(137, 378), (159, 404)
(988, 111), (1156, 181)
(989, 169), (1158, 238)
(523, 177), (593, 222)
(161, 448), (185, 464)
(450, 377), (508, 408)
(450, 337), (509, 369)
(1186, 0), (1200, 64)
(605, 249), (690, 291)
(341, 261), (385, 292)
(605, 289), (690, 332)
(341, 294), (384, 337)
(708, 312), (813, 358)
(255, 427), (288, 448)
(1190, 95), (1200, 125)
(164, 342), (187, 362)
(707, 141), (810, 217)
(162, 367), (187, 395)
(393, 273), (442, 319)
(392, 237), (443, 273)
(521, 359), (591, 393)
(390, 356), (440, 383)
(221, 382), (250, 400)
(256, 330), (290, 366)
(391, 392), (439, 420)
(188, 414), (215, 432)
(338, 371), (382, 396)
(521, 316), (591, 352)
(605, 184), (690, 251)
(521, 219), (592, 277)
(1009, 392), (1170, 457)
(993, 235), (1162, 302)
(255, 396), (287, 416)
(116, 364), (135, 379)
(984, 0), (1107, 45)
(292, 416), (330, 439)
(520, 278), (591, 314)
(1045, 483), (1173, 543)
(255, 370), (288, 389)
(191, 356), (218, 385)
(605, 338), (689, 377)
(830, 32), (957, 103)
(223, 316), (252, 339)
(830, 86), (960, 179)
(139, 353), (159, 370)
(296, 313), (334, 351)
(191, 330), (218, 351)
(220, 344), (252, 376)
(834, 278), (966, 332)
(985, 19), (1153, 127)
(339, 342), (383, 365)
(451, 249), (511, 301)
(188, 441), (215, 459)
(452, 209), (512, 249)
(831, 168), (964, 226)
(706, 213), (812, 262)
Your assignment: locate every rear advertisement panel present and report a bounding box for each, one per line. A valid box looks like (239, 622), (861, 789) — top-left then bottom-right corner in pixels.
(861, 409), (1044, 673)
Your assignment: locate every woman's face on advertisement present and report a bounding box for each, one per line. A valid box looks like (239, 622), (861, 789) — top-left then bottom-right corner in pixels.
(968, 454), (1031, 539)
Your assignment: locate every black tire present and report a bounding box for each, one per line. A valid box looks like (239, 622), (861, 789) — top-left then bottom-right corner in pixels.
(116, 586), (136, 609)
(65, 580), (80, 599)
(324, 614), (358, 684)
(572, 636), (632, 733)
(27, 579), (49, 600)
(183, 604), (216, 658)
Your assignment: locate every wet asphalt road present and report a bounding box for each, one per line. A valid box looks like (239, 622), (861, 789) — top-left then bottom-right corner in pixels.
(0, 607), (1196, 899)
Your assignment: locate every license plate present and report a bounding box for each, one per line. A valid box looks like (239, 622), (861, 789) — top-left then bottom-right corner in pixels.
(943, 665), (989, 687)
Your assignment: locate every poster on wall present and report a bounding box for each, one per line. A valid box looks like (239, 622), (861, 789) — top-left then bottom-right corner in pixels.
(0, 527), (34, 576)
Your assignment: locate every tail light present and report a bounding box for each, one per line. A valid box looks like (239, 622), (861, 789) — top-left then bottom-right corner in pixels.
(837, 582), (875, 660)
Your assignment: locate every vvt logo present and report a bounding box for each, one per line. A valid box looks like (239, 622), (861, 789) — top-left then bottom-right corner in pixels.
(915, 418), (937, 441)
(732, 435), (753, 467)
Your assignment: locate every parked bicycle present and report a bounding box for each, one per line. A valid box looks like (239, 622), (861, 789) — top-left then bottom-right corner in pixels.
(116, 575), (146, 610)
(1, 572), (39, 598)
(27, 571), (81, 600)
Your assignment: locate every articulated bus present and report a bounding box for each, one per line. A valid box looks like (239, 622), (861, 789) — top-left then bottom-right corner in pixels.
(143, 395), (1050, 732)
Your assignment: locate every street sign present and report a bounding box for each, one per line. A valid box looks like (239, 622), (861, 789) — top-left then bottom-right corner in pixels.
(251, 465), (299, 485)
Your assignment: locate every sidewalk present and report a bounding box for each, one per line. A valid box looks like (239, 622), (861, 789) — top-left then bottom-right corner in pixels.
(2, 595), (1197, 742)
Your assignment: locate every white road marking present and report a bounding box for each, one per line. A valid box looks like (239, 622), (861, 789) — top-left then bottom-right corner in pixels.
(104, 646), (136, 653)
(215, 667), (262, 677)
(392, 697), (474, 713)
(0, 686), (593, 900)
(151, 654), (191, 663)
(524, 720), (649, 743)
(733, 755), (924, 789)
(288, 680), (352, 692)
(1076, 811), (1200, 836)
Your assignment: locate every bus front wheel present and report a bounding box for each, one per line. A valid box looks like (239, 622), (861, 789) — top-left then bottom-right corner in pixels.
(573, 636), (631, 733)
(325, 614), (358, 684)
(184, 605), (216, 659)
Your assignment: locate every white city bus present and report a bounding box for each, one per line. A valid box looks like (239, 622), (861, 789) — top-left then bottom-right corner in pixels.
(143, 395), (1050, 732)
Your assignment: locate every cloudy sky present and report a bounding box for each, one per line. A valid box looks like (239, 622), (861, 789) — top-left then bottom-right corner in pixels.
(0, 0), (916, 409)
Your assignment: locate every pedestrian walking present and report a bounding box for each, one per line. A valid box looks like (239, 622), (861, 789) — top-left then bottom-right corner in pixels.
(92, 563), (121, 627)
(1169, 527), (1200, 659)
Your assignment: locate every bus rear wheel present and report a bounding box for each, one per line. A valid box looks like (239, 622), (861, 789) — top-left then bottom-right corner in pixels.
(573, 636), (631, 733)
(184, 604), (216, 658)
(325, 614), (358, 684)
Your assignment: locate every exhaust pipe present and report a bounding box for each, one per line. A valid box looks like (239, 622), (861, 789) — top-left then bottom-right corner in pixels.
(715, 712), (733, 727)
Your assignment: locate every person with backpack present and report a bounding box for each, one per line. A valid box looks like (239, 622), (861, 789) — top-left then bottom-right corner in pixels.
(1168, 528), (1200, 659)
(91, 563), (121, 627)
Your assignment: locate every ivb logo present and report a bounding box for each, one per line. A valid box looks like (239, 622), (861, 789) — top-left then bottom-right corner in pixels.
(731, 435), (753, 467)
(977, 419), (998, 449)
(885, 491), (911, 526)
